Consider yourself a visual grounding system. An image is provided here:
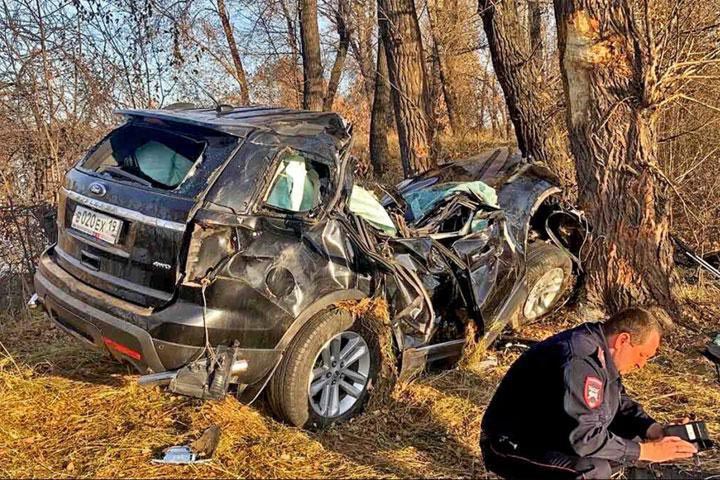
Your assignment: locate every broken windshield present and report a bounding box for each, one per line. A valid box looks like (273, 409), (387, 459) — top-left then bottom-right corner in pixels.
(403, 181), (498, 222)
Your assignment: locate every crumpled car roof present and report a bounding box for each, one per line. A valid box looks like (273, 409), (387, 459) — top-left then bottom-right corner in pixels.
(116, 107), (350, 139)
(395, 148), (560, 192)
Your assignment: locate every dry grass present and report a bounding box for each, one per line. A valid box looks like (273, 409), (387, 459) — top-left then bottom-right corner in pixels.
(1, 285), (720, 478)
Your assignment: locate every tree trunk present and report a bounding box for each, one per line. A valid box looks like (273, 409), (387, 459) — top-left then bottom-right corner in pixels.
(216, 0), (250, 104)
(490, 83), (500, 136)
(478, 66), (490, 130)
(299, 0), (324, 111)
(370, 30), (390, 176)
(553, 1), (675, 312)
(427, 0), (462, 134)
(429, 42), (443, 135)
(349, 0), (376, 105)
(478, 0), (554, 162)
(378, 0), (435, 177)
(280, 0), (303, 108)
(323, 0), (351, 111)
(528, 0), (543, 57)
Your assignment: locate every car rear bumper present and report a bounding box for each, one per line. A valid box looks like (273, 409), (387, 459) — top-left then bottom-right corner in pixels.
(34, 247), (167, 373)
(33, 246), (281, 383)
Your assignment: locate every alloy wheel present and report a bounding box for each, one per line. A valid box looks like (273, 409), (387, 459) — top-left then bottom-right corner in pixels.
(308, 331), (371, 418)
(523, 267), (566, 320)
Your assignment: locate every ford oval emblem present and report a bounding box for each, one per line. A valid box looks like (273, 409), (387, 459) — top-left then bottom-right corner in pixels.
(89, 182), (107, 197)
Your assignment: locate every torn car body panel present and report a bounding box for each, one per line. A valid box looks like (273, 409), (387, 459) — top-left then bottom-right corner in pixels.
(390, 149), (564, 249)
(34, 107), (586, 402)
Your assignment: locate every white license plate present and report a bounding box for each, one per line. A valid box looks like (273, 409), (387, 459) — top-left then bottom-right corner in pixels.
(71, 206), (123, 244)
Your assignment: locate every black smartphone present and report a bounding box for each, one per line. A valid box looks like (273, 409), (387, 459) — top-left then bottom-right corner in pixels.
(664, 421), (714, 452)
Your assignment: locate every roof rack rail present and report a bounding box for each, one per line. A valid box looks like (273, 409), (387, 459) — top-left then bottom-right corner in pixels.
(162, 102), (197, 111)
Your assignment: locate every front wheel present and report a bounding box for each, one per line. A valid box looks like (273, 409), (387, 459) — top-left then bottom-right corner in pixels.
(516, 242), (573, 329)
(268, 308), (380, 429)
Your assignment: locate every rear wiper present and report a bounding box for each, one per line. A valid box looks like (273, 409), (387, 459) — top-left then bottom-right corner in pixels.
(99, 166), (152, 186)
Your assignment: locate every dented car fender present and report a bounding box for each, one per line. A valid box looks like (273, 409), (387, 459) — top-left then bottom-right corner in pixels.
(495, 172), (562, 251)
(274, 289), (370, 352)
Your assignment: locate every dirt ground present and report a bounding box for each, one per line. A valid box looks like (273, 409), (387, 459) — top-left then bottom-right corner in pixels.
(1, 283), (720, 478)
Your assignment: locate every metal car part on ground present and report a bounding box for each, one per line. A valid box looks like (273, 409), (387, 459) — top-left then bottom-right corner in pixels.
(673, 235), (720, 281)
(32, 106), (587, 428)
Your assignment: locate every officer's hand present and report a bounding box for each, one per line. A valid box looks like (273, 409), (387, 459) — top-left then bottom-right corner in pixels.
(669, 417), (691, 425)
(639, 436), (698, 463)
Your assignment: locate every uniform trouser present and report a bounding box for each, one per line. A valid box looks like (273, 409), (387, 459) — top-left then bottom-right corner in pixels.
(480, 436), (617, 480)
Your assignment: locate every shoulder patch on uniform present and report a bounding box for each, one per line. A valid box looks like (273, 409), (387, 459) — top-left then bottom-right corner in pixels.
(584, 376), (603, 409)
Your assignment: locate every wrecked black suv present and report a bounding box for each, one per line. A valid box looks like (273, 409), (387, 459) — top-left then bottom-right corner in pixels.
(33, 106), (586, 428)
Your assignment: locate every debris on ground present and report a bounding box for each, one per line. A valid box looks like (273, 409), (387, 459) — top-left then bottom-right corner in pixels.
(152, 446), (210, 466)
(674, 235), (720, 281)
(500, 341), (531, 353)
(476, 356), (498, 372)
(152, 425), (221, 465)
(192, 425), (222, 458)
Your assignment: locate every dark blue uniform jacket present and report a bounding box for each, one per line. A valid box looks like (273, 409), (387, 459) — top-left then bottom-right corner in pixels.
(481, 322), (656, 463)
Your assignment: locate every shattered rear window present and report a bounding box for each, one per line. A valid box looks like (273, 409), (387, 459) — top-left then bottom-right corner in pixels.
(80, 125), (206, 190)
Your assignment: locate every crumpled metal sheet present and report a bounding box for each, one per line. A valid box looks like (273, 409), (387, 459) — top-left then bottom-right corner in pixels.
(185, 130), (571, 352)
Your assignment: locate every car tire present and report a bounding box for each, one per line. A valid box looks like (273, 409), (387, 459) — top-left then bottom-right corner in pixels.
(268, 307), (380, 429)
(516, 242), (573, 329)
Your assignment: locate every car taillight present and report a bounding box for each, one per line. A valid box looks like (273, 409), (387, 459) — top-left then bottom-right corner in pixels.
(102, 336), (142, 360)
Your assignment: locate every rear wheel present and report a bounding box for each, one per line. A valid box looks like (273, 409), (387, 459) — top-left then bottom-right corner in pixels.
(268, 308), (380, 429)
(516, 242), (573, 329)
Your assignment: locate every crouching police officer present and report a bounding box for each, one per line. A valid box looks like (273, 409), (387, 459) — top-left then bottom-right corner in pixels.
(480, 307), (697, 479)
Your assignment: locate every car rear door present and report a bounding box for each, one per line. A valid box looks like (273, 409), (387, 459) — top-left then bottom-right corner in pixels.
(54, 121), (240, 308)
